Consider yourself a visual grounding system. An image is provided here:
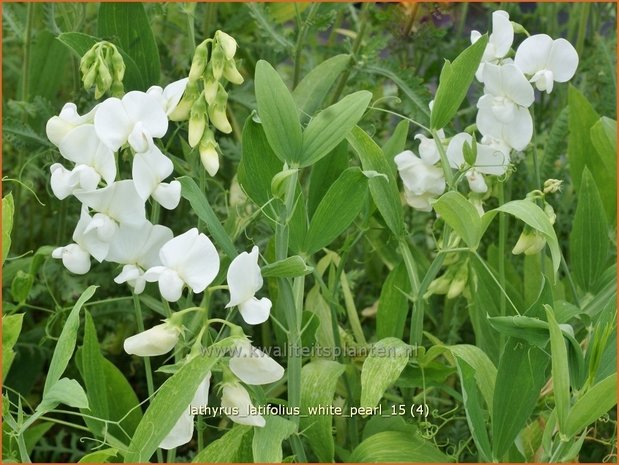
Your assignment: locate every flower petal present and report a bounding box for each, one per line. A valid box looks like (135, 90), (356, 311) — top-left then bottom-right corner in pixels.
(238, 297), (272, 325)
(132, 146), (173, 200)
(158, 268), (185, 302)
(55, 244), (91, 274)
(502, 106), (533, 151)
(547, 38), (578, 83)
(159, 411), (194, 450)
(490, 10), (513, 58)
(514, 34), (553, 75)
(152, 181), (181, 210)
(226, 246), (263, 307)
(74, 180), (145, 225)
(162, 78), (189, 115)
(229, 341), (284, 385)
(122, 91), (168, 139)
(221, 384), (266, 427)
(123, 323), (179, 356)
(190, 372), (211, 409)
(94, 97), (132, 151)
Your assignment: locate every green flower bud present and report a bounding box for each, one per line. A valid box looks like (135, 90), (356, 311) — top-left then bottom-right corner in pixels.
(203, 70), (219, 106)
(512, 229), (546, 256)
(215, 30), (238, 60)
(188, 94), (208, 147)
(199, 130), (220, 177)
(110, 49), (126, 82)
(223, 60), (244, 85)
(447, 262), (468, 299)
(271, 168), (299, 200)
(211, 43), (225, 81)
(424, 275), (450, 299)
(95, 58), (113, 99)
(208, 102), (232, 134)
(169, 80), (200, 122)
(189, 41), (209, 82)
(543, 178), (563, 194)
(82, 61), (99, 90)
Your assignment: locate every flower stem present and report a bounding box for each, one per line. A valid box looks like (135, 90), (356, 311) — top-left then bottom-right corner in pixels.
(132, 294), (163, 463)
(293, 3), (320, 88)
(432, 129), (454, 188)
(498, 182), (507, 318)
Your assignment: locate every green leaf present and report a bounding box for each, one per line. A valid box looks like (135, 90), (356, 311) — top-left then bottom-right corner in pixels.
(254, 60), (303, 164)
(485, 200), (561, 275)
(192, 426), (252, 463)
(349, 431), (450, 462)
(307, 141), (349, 217)
(545, 305), (570, 433)
(11, 270), (34, 304)
(570, 168), (609, 291)
(565, 373), (617, 438)
(292, 54), (350, 122)
(360, 338), (410, 409)
(238, 116), (283, 208)
(431, 35), (488, 130)
(376, 262), (410, 340)
(97, 3), (159, 87)
(2, 313), (23, 382)
(44, 286), (97, 394)
(124, 351), (222, 462)
(28, 30), (69, 101)
(57, 32), (144, 90)
(82, 312), (109, 431)
(447, 344), (496, 416)
(2, 193), (14, 264)
(178, 176), (237, 259)
(300, 91), (372, 167)
(454, 357), (492, 461)
(347, 126), (404, 237)
(252, 415), (296, 463)
(433, 192), (481, 248)
(468, 260), (501, 365)
(381, 120), (410, 173)
(261, 256), (312, 278)
(78, 448), (119, 463)
(303, 167), (368, 254)
(567, 85), (600, 190)
(39, 377), (89, 411)
(299, 360), (345, 462)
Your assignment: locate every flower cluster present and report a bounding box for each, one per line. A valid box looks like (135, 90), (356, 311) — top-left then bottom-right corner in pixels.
(395, 10), (578, 212)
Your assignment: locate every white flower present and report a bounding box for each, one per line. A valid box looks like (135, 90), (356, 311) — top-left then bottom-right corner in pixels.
(394, 150), (445, 197)
(50, 163), (100, 200)
(514, 34), (578, 93)
(471, 10), (514, 82)
(446, 133), (511, 176)
(465, 169), (488, 194)
(159, 411), (194, 450)
(414, 130), (445, 165)
(190, 372), (212, 409)
(123, 322), (180, 356)
(147, 78), (189, 116)
(226, 246), (271, 325)
(52, 244), (91, 275)
(144, 228), (220, 302)
(402, 190), (437, 212)
(74, 180), (146, 227)
(132, 145), (181, 210)
(221, 383), (265, 427)
(94, 91), (168, 152)
(229, 339), (284, 385)
(46, 102), (97, 146)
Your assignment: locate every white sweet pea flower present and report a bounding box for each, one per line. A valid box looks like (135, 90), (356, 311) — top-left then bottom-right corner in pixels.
(191, 372), (212, 409)
(147, 78), (189, 116)
(221, 383), (266, 427)
(46, 102), (97, 146)
(476, 63), (534, 151)
(465, 169), (488, 194)
(123, 322), (180, 356)
(132, 145), (181, 209)
(446, 132), (511, 176)
(226, 246), (272, 325)
(414, 129), (445, 165)
(394, 150), (445, 197)
(74, 180), (146, 226)
(107, 220), (173, 294)
(50, 163), (100, 200)
(403, 190), (437, 213)
(144, 228), (220, 302)
(229, 339), (284, 385)
(94, 91), (168, 152)
(514, 34), (578, 94)
(52, 244), (91, 275)
(471, 10), (514, 82)
(159, 411), (194, 450)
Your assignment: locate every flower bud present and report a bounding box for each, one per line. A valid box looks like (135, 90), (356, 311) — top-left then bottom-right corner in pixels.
(544, 202), (556, 225)
(123, 322), (180, 356)
(188, 41), (209, 82)
(208, 102), (232, 134)
(203, 70), (219, 106)
(543, 178), (563, 194)
(512, 229), (546, 256)
(168, 81), (200, 122)
(82, 62), (99, 91)
(110, 48), (126, 82)
(228, 339), (284, 385)
(215, 30), (238, 60)
(199, 130), (220, 177)
(424, 275), (450, 299)
(223, 60), (244, 85)
(188, 95), (208, 147)
(52, 244), (91, 275)
(95, 58), (113, 99)
(447, 262), (469, 299)
(211, 43), (225, 81)
(221, 383), (266, 427)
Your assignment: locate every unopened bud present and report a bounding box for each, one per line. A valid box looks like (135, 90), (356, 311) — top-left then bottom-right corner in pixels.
(189, 41), (209, 82)
(208, 101), (232, 134)
(199, 130), (220, 177)
(203, 70), (219, 106)
(211, 44), (225, 81)
(95, 59), (113, 99)
(110, 49), (125, 82)
(169, 80), (200, 122)
(188, 95), (208, 147)
(543, 178), (563, 194)
(544, 202), (556, 225)
(447, 262), (468, 299)
(215, 30), (238, 60)
(512, 229), (546, 256)
(223, 60), (244, 85)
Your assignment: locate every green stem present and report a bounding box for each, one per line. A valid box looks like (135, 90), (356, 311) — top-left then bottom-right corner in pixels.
(293, 3), (320, 87)
(132, 295), (163, 463)
(432, 129), (454, 188)
(330, 2), (371, 103)
(498, 183), (507, 318)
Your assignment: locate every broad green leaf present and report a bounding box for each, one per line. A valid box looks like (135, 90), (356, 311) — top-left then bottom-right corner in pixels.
(484, 200), (561, 275)
(433, 192), (481, 248)
(238, 116), (283, 207)
(431, 35), (488, 129)
(178, 176), (237, 259)
(82, 312), (110, 432)
(28, 30), (69, 101)
(307, 141), (349, 217)
(2, 313), (23, 382)
(468, 260), (501, 364)
(78, 448), (119, 463)
(39, 377), (89, 411)
(565, 373), (617, 438)
(2, 193), (14, 264)
(98, 3), (159, 87)
(261, 256), (312, 278)
(11, 270), (33, 303)
(568, 85), (598, 191)
(448, 344), (496, 416)
(57, 32), (144, 90)
(347, 126), (405, 237)
(545, 305), (570, 433)
(454, 357), (492, 461)
(192, 425), (252, 462)
(292, 54), (350, 121)
(254, 60), (303, 164)
(590, 117), (617, 221)
(305, 286), (335, 348)
(382, 119), (410, 173)
(569, 168), (609, 291)
(376, 262), (410, 340)
(300, 91), (372, 167)
(349, 431), (450, 462)
(360, 338), (411, 409)
(44, 286), (97, 394)
(299, 360), (345, 462)
(252, 415), (296, 463)
(304, 167), (368, 255)
(125, 351), (222, 462)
